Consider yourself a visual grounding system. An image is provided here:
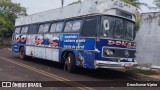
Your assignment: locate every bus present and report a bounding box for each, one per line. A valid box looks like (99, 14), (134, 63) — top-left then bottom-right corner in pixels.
(12, 0), (138, 72)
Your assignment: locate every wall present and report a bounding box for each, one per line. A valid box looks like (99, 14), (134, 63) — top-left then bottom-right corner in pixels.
(135, 12), (160, 66)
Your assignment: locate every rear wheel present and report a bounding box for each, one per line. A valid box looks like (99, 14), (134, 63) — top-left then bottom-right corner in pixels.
(19, 47), (26, 60)
(65, 52), (76, 73)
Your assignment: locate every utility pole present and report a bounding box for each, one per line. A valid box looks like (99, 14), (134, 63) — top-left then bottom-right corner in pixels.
(61, 0), (64, 7)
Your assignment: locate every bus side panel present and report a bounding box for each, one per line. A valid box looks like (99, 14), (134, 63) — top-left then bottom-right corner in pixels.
(74, 38), (96, 69)
(25, 46), (60, 62)
(25, 46), (34, 56)
(34, 47), (46, 59)
(26, 33), (60, 62)
(12, 43), (19, 53)
(14, 34), (27, 45)
(12, 34), (27, 53)
(60, 34), (78, 49)
(45, 48), (59, 62)
(78, 38), (96, 50)
(75, 50), (95, 69)
(59, 33), (96, 69)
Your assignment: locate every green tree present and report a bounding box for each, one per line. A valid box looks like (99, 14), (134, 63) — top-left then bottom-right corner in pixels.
(122, 0), (148, 8)
(122, 0), (148, 30)
(0, 0), (27, 45)
(68, 0), (82, 6)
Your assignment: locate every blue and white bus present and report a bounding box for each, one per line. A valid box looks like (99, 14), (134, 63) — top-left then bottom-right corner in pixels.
(12, 0), (138, 72)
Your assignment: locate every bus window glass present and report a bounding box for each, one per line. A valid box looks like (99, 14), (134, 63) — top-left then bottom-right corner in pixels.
(15, 27), (21, 34)
(43, 24), (50, 33)
(72, 20), (82, 32)
(38, 23), (50, 33)
(114, 19), (125, 39)
(102, 16), (134, 40)
(64, 21), (73, 32)
(102, 16), (114, 37)
(81, 18), (97, 37)
(21, 26), (29, 34)
(38, 25), (44, 33)
(126, 21), (134, 40)
(56, 22), (64, 32)
(28, 24), (38, 34)
(116, 10), (132, 20)
(50, 23), (57, 33)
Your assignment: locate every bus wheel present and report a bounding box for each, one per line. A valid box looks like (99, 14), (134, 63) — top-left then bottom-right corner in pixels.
(65, 53), (76, 73)
(19, 47), (26, 60)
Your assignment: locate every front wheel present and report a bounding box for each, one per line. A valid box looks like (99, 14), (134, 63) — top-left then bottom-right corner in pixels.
(65, 53), (76, 73)
(19, 47), (26, 60)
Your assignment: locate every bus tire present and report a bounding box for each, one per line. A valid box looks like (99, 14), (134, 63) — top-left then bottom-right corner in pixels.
(65, 52), (76, 73)
(19, 47), (26, 60)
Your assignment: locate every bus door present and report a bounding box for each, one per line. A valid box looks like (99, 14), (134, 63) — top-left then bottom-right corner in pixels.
(77, 17), (98, 68)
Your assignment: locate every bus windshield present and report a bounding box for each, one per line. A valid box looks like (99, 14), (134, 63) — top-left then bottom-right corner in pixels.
(102, 16), (134, 40)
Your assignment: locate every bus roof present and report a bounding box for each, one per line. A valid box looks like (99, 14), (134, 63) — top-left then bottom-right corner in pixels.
(15, 0), (138, 26)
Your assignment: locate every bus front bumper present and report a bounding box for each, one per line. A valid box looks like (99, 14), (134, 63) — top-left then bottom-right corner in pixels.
(94, 60), (138, 69)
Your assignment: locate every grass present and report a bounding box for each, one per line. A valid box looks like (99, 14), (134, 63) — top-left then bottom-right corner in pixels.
(126, 68), (160, 75)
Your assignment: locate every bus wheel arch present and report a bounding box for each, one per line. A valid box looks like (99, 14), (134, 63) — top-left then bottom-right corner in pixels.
(62, 51), (76, 73)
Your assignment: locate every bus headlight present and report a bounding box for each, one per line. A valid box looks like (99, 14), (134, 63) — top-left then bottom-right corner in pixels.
(106, 49), (114, 56)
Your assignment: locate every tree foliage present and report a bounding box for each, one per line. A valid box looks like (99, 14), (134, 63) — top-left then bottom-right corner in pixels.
(0, 0), (27, 44)
(0, 17), (6, 31)
(134, 13), (141, 30)
(0, 0), (27, 32)
(68, 0), (82, 6)
(123, 0), (140, 7)
(122, 0), (143, 30)
(122, 0), (148, 8)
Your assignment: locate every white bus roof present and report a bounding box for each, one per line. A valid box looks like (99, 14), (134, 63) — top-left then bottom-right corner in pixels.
(15, 0), (138, 26)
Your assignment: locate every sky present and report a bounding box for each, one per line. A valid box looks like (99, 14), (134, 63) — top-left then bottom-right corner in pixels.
(12, 0), (159, 15)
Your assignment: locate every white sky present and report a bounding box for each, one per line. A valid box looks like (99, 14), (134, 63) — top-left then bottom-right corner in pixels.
(12, 0), (159, 15)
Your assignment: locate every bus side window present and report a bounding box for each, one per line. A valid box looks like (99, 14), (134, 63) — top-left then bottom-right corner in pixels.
(50, 22), (64, 33)
(56, 22), (64, 32)
(72, 20), (82, 32)
(80, 18), (97, 37)
(21, 26), (29, 34)
(64, 21), (74, 32)
(28, 24), (38, 34)
(15, 27), (21, 34)
(38, 23), (50, 33)
(50, 23), (57, 33)
(38, 24), (44, 33)
(64, 20), (82, 33)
